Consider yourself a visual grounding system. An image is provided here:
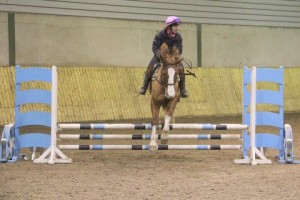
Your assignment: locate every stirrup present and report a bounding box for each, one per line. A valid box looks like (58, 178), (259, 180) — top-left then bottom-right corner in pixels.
(139, 87), (147, 95)
(180, 90), (189, 98)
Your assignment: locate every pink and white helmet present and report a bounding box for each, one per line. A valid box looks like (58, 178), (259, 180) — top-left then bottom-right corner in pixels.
(165, 16), (181, 27)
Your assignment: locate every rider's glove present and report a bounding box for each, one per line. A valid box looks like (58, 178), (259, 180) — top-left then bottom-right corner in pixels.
(155, 51), (161, 59)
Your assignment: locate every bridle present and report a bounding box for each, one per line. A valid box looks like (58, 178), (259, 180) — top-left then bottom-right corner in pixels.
(159, 64), (179, 97)
(153, 64), (176, 86)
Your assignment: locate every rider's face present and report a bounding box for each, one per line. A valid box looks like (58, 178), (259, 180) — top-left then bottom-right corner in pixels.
(171, 24), (180, 34)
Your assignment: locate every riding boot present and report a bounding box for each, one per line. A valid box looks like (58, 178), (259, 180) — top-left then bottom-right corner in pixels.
(139, 63), (160, 95)
(138, 73), (151, 95)
(180, 73), (189, 98)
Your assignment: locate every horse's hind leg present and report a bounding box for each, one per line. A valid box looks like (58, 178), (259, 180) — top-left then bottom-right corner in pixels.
(161, 114), (172, 144)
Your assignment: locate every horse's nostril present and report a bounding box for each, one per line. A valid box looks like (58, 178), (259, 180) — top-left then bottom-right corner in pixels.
(165, 92), (175, 99)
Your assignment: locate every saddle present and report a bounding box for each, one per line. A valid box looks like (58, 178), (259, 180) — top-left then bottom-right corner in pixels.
(151, 64), (161, 81)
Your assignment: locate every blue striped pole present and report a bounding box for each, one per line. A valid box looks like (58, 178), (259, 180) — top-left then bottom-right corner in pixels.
(59, 145), (241, 150)
(58, 123), (248, 130)
(59, 134), (241, 140)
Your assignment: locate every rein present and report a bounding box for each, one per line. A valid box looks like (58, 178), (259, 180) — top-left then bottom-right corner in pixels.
(182, 58), (196, 78)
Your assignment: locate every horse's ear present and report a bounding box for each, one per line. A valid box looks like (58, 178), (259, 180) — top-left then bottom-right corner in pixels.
(160, 43), (168, 54)
(172, 46), (184, 64)
(172, 46), (179, 55)
(160, 43), (168, 56)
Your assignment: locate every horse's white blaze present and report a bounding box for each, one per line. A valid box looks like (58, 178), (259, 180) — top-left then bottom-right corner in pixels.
(166, 68), (175, 98)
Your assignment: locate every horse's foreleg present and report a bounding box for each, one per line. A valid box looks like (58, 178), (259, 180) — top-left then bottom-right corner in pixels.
(150, 100), (160, 150)
(150, 125), (157, 150)
(161, 99), (178, 144)
(161, 114), (172, 144)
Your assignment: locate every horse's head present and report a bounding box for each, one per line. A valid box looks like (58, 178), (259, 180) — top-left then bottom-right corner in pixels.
(159, 43), (183, 99)
(160, 43), (184, 65)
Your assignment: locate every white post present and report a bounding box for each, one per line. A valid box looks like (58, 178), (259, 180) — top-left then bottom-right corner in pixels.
(34, 66), (72, 164)
(234, 66), (272, 165)
(250, 67), (257, 165)
(250, 67), (272, 165)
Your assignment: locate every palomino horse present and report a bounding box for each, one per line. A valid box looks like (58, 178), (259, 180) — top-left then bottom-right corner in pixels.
(149, 43), (184, 150)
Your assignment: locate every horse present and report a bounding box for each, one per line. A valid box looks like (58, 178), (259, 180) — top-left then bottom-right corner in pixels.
(149, 43), (184, 150)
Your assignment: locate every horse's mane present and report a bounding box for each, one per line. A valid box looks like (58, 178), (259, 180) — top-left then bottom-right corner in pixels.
(160, 43), (183, 65)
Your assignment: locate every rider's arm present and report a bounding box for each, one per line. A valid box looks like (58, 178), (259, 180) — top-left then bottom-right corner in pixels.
(177, 33), (183, 55)
(152, 32), (162, 58)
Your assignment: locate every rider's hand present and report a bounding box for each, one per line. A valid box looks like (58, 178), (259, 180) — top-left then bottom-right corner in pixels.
(155, 51), (161, 59)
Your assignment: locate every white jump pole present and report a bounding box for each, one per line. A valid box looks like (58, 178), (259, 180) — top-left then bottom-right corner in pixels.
(59, 134), (241, 140)
(57, 123), (248, 130)
(59, 144), (241, 150)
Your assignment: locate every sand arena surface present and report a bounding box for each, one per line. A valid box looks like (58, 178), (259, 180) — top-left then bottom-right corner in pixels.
(1, 114), (300, 200)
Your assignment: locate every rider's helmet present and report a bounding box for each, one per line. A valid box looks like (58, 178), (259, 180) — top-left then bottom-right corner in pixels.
(165, 16), (181, 27)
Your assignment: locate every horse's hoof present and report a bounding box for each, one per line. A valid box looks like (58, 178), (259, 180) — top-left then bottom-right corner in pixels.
(160, 138), (168, 145)
(149, 145), (157, 151)
(149, 140), (157, 151)
(161, 130), (169, 144)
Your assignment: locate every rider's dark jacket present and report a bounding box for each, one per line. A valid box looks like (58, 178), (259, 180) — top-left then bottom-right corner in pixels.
(149, 29), (183, 66)
(152, 29), (183, 56)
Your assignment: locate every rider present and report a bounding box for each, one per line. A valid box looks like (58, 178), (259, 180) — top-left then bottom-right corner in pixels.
(138, 16), (189, 98)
